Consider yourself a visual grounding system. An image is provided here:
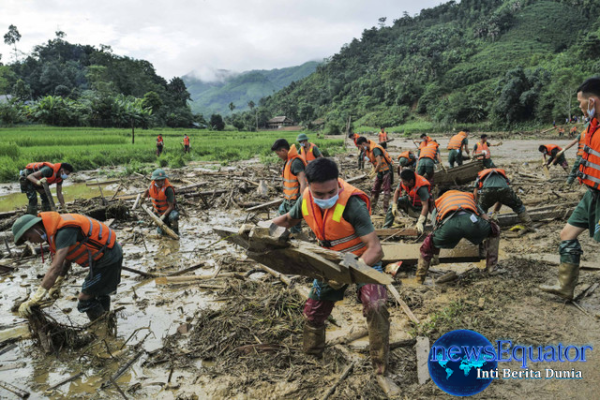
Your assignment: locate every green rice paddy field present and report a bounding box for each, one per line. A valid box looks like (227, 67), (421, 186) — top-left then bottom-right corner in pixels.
(0, 126), (344, 182)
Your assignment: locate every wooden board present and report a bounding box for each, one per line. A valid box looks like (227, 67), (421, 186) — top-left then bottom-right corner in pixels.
(434, 160), (484, 186)
(497, 204), (576, 227)
(416, 336), (431, 385)
(381, 239), (481, 265)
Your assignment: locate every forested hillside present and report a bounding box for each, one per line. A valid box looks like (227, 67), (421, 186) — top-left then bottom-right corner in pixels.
(0, 32), (198, 128)
(234, 0), (600, 132)
(182, 61), (320, 117)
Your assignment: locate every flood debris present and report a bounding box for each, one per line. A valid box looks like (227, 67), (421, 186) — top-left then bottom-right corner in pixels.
(26, 308), (96, 354)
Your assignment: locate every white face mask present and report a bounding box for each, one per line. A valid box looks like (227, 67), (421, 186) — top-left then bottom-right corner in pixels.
(588, 100), (596, 119)
(36, 228), (47, 242)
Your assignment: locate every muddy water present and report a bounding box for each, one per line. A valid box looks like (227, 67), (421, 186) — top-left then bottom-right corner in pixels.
(0, 181), (115, 212)
(0, 210), (245, 399)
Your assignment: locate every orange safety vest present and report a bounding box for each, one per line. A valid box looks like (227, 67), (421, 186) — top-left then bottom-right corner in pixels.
(435, 190), (479, 222)
(447, 132), (467, 150)
(398, 151), (416, 165)
(577, 131), (587, 157)
(379, 131), (388, 143)
(419, 137), (432, 151)
(352, 133), (360, 148)
(542, 144), (562, 154)
(578, 118), (600, 189)
(299, 142), (317, 163)
(282, 145), (307, 201)
(474, 141), (491, 159)
(157, 136), (164, 146)
(40, 212), (116, 268)
(419, 141), (439, 160)
(148, 179), (175, 215)
(183, 136), (190, 146)
(25, 162), (63, 185)
(401, 174), (431, 207)
(301, 179), (370, 256)
(475, 168), (509, 190)
(365, 140), (393, 172)
(571, 126), (578, 133)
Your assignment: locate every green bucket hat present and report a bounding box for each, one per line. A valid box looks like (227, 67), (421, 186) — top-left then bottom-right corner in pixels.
(151, 168), (168, 180)
(297, 133), (309, 142)
(12, 214), (42, 245)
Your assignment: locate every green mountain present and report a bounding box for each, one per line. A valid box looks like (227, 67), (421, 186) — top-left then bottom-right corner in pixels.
(251, 0), (600, 130)
(182, 61), (320, 117)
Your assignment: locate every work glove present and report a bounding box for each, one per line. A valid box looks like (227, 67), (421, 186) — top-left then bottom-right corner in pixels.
(18, 286), (48, 317)
(368, 168), (377, 179)
(416, 215), (426, 235)
(391, 203), (398, 218)
(160, 213), (168, 222)
(441, 164), (448, 172)
(556, 150), (565, 158)
(48, 276), (65, 299)
(327, 280), (345, 290)
(38, 177), (48, 185)
(482, 150), (488, 157)
(490, 211), (499, 222)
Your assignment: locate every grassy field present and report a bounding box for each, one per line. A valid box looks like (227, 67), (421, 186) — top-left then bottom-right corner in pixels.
(0, 126), (344, 182)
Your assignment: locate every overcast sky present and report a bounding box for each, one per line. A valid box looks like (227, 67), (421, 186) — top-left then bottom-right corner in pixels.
(1, 0), (443, 81)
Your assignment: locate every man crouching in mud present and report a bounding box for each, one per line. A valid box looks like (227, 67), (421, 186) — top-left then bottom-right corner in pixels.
(272, 158), (390, 376)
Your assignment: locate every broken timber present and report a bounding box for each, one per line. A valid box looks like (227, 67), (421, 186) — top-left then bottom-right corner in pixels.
(416, 337), (431, 385)
(214, 222), (392, 285)
(434, 160), (484, 186)
(497, 203), (577, 227)
(42, 182), (56, 211)
(381, 239), (481, 265)
(141, 204), (179, 240)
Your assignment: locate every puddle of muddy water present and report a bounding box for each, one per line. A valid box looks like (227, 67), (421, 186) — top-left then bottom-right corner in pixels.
(0, 182), (115, 212)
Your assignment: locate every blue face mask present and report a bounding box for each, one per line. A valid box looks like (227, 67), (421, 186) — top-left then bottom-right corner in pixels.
(61, 173), (69, 180)
(313, 193), (339, 210)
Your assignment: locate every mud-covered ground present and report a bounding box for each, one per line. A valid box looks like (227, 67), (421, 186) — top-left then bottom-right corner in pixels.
(0, 132), (598, 399)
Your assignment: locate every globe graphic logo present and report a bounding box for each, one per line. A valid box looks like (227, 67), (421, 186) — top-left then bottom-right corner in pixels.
(428, 329), (497, 396)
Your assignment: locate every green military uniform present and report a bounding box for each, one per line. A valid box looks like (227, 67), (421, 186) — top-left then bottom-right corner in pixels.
(448, 137), (468, 168)
(288, 195), (375, 301)
(398, 154), (417, 170)
(431, 210), (492, 248)
(473, 143), (496, 168)
(279, 158), (306, 234)
(476, 174), (525, 214)
(417, 157), (435, 178)
(383, 186), (429, 228)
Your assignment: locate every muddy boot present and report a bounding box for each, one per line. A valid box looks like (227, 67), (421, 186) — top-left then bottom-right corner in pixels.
(171, 219), (180, 235)
(303, 322), (325, 358)
(416, 256), (431, 284)
(484, 235), (500, 273)
(41, 203), (51, 212)
(431, 255), (440, 266)
(370, 194), (379, 214)
(367, 304), (390, 375)
(382, 194), (391, 214)
(26, 205), (38, 215)
(539, 263), (579, 300)
(518, 210), (534, 232)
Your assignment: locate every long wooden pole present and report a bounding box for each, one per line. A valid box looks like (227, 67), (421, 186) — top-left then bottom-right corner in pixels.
(141, 204), (179, 240)
(41, 182), (56, 211)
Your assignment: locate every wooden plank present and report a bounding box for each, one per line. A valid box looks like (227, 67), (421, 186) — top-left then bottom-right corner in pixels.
(141, 204), (179, 240)
(375, 228), (419, 238)
(42, 182), (56, 211)
(387, 284), (419, 324)
(416, 336), (431, 385)
(245, 198), (284, 211)
(382, 240), (480, 265)
(0, 211), (17, 219)
(132, 193), (142, 210)
(497, 205), (576, 227)
(518, 253), (600, 271)
(434, 161), (484, 186)
(86, 179), (120, 186)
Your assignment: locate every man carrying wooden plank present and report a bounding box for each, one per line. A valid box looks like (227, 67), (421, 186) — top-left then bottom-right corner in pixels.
(539, 144), (569, 174)
(297, 133), (323, 164)
(447, 129), (470, 168)
(383, 169), (432, 231)
(143, 169), (179, 235)
(473, 134), (496, 168)
(19, 162), (73, 215)
(272, 157), (389, 376)
(271, 139), (308, 234)
(417, 189), (500, 284)
(357, 136), (394, 214)
(11, 213), (122, 322)
(473, 168), (533, 229)
(541, 77), (600, 300)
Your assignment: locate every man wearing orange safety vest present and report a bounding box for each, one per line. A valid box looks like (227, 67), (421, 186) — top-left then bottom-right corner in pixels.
(11, 212), (122, 323)
(378, 127), (389, 149)
(384, 169), (432, 229)
(272, 158), (389, 376)
(397, 150), (417, 174)
(297, 133), (323, 164)
(356, 136), (394, 214)
(19, 162), (74, 215)
(473, 134), (496, 168)
(416, 134), (444, 182)
(157, 134), (165, 156)
(271, 139), (308, 234)
(417, 189), (500, 284)
(182, 134), (190, 153)
(540, 77), (600, 300)
(539, 144), (569, 173)
(558, 127), (587, 185)
(569, 126), (578, 139)
(473, 168), (533, 230)
(447, 129), (470, 168)
(144, 169), (180, 235)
